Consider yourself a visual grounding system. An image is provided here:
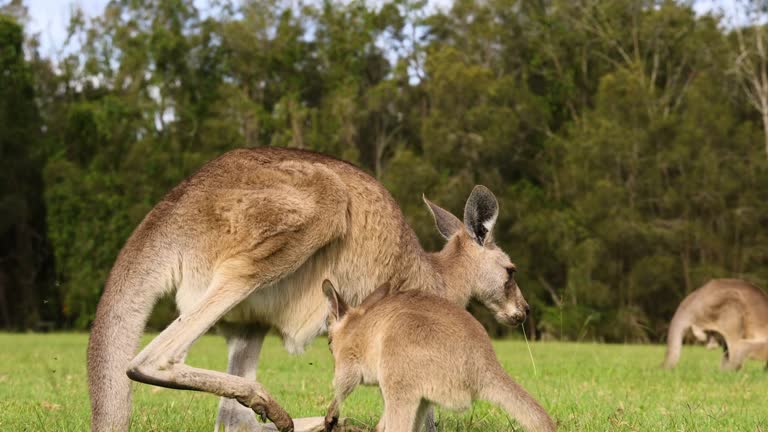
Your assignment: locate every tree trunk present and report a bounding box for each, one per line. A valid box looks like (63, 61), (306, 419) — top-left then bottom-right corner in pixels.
(763, 110), (768, 158)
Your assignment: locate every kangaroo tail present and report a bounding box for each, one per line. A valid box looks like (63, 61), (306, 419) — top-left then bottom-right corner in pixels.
(482, 369), (556, 432)
(663, 305), (690, 369)
(87, 246), (170, 431)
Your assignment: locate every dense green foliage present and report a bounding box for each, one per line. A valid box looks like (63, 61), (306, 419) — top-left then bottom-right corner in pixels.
(1, 0), (767, 340)
(0, 10), (54, 329)
(1, 333), (767, 431)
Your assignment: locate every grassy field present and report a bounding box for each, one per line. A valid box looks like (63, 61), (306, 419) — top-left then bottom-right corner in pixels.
(0, 333), (766, 431)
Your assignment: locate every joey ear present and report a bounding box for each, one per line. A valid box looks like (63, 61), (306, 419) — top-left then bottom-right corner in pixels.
(463, 185), (499, 246)
(322, 280), (347, 320)
(359, 282), (392, 310)
(423, 194), (463, 240)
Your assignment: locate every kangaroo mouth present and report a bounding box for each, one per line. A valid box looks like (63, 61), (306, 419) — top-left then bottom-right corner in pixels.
(497, 311), (526, 327)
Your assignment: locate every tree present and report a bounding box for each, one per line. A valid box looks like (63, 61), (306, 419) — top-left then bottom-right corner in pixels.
(0, 13), (55, 329)
(2, 0), (767, 342)
(730, 1), (768, 157)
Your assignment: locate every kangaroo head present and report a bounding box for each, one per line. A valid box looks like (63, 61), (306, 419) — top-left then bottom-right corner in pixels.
(425, 185), (529, 326)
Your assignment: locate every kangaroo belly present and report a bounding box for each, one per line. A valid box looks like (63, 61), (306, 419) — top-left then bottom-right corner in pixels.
(222, 246), (337, 353)
(220, 237), (386, 353)
(428, 389), (473, 412)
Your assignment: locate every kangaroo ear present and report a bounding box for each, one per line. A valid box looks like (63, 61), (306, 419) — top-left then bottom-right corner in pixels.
(423, 195), (463, 240)
(322, 280), (347, 321)
(463, 185), (499, 246)
(359, 282), (392, 310)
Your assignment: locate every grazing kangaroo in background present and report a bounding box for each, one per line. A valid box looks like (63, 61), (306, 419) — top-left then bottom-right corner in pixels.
(321, 281), (555, 432)
(87, 147), (531, 432)
(663, 279), (768, 370)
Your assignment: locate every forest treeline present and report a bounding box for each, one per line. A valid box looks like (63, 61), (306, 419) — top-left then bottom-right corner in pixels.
(2, 0), (767, 341)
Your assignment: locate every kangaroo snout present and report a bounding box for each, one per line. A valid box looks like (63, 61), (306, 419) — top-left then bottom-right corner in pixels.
(499, 303), (528, 327)
(514, 303), (531, 325)
(509, 312), (527, 326)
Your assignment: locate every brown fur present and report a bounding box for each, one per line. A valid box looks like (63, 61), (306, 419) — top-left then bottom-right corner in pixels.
(87, 147), (528, 431)
(322, 281), (555, 432)
(663, 279), (768, 370)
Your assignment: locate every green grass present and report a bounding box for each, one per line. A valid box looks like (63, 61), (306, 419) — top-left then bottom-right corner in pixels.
(0, 333), (766, 431)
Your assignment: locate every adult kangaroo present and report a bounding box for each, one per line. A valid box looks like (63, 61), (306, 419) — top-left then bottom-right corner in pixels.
(663, 278), (768, 370)
(87, 147), (528, 431)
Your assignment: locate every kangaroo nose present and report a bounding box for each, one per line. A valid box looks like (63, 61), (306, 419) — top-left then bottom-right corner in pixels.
(524, 304), (531, 315)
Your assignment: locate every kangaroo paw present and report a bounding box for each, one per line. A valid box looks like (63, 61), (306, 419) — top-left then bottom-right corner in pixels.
(324, 415), (338, 432)
(236, 394), (294, 432)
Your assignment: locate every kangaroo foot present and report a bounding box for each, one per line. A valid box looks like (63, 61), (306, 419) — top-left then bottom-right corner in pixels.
(324, 414), (338, 431)
(237, 395), (294, 432)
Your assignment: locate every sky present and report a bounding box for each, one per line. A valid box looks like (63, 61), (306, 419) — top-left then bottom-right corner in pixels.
(25, 0), (104, 58)
(20, 0), (746, 60)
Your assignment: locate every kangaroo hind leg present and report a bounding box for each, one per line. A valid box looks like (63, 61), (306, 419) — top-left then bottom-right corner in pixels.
(127, 197), (347, 432)
(215, 323), (270, 432)
(377, 382), (422, 432)
(377, 398), (421, 432)
(127, 270), (294, 430)
(721, 340), (763, 371)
